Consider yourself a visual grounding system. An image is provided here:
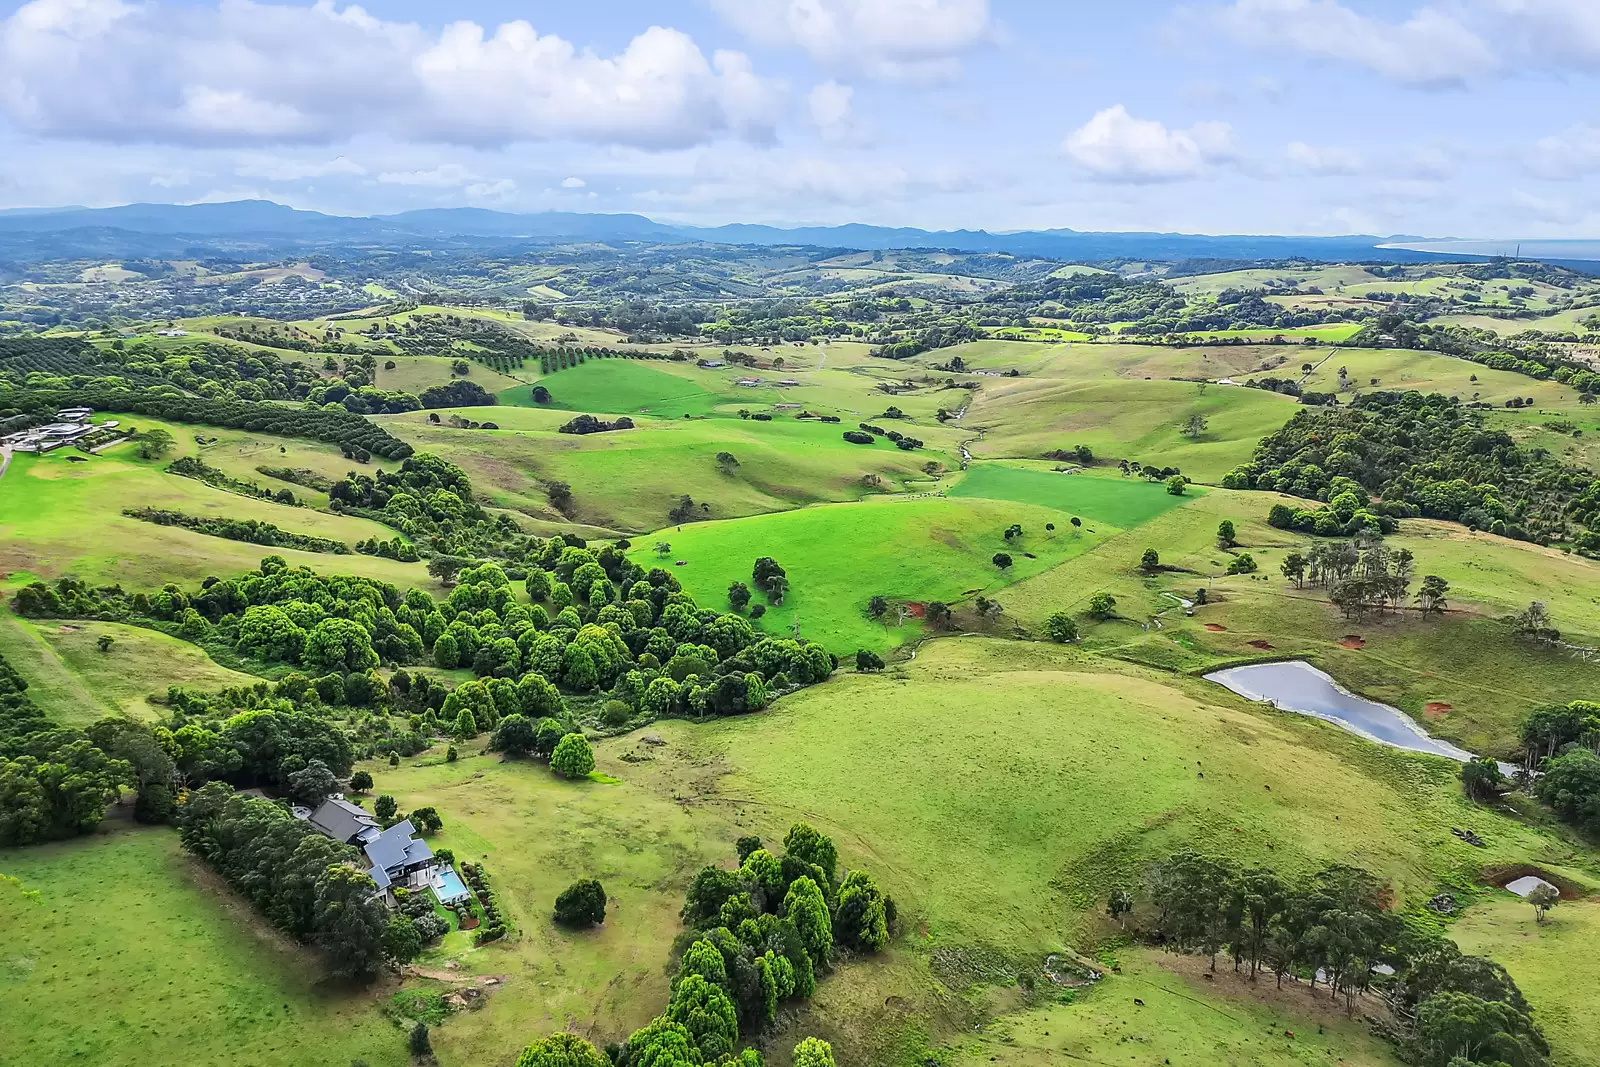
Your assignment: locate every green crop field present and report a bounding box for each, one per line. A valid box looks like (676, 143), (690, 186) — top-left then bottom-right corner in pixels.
(0, 824), (406, 1067)
(949, 463), (1198, 526)
(626, 496), (1113, 653)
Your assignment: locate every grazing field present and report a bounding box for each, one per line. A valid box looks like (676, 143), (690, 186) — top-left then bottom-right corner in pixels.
(0, 824), (406, 1067)
(992, 487), (1600, 754)
(502, 359), (729, 417)
(0, 424), (434, 595)
(957, 949), (1404, 1067)
(949, 463), (1198, 527)
(1451, 897), (1600, 1067)
(966, 377), (1297, 483)
(376, 357), (525, 395)
(701, 639), (1567, 955)
(386, 407), (955, 534)
(1296, 347), (1580, 407)
(627, 497), (1113, 653)
(0, 614), (256, 724)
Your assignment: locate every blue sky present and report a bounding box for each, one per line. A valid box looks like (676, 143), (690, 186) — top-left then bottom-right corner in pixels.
(1, 0), (1598, 236)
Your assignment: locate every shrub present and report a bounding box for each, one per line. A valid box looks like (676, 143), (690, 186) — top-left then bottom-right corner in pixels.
(553, 878), (608, 926)
(1087, 592), (1117, 620)
(1044, 612), (1078, 643)
(550, 733), (596, 779)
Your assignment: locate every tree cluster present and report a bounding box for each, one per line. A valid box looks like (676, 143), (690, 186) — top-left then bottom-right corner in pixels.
(515, 823), (880, 1067)
(1228, 391), (1600, 550)
(177, 782), (394, 980)
(1135, 851), (1548, 1066)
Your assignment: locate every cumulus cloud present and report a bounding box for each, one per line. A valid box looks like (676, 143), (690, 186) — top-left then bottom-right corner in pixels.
(0, 0), (779, 148)
(710, 0), (992, 82)
(1063, 106), (1234, 183)
(561, 176), (586, 188)
(1208, 0), (1496, 86)
(1285, 141), (1362, 175)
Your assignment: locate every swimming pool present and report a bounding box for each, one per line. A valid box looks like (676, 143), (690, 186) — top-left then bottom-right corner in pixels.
(431, 866), (471, 905)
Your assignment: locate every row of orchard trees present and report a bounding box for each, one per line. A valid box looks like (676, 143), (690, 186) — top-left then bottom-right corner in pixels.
(516, 824), (886, 1067)
(1127, 852), (1550, 1067)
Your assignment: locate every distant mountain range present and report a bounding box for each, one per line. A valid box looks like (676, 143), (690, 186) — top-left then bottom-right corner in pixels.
(0, 199), (1581, 266)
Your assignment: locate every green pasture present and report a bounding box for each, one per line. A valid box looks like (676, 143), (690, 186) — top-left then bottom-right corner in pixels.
(386, 407), (954, 534)
(0, 824), (406, 1067)
(0, 614), (256, 725)
(337, 740), (748, 1067)
(957, 949), (1402, 1067)
(376, 356), (524, 396)
(695, 636), (1569, 953)
(1176, 323), (1363, 342)
(503, 358), (729, 417)
(1452, 896), (1600, 1067)
(994, 487), (1600, 754)
(0, 420), (438, 595)
(968, 377), (1298, 483)
(626, 496), (1112, 653)
(949, 463), (1197, 527)
(1296, 348), (1579, 407)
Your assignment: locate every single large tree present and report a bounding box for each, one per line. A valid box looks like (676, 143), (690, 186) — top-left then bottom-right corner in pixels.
(550, 733), (596, 779)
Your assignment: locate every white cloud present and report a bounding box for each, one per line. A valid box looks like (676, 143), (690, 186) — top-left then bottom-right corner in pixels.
(807, 81), (870, 143)
(0, 0), (779, 148)
(1063, 106), (1234, 183)
(1529, 123), (1600, 179)
(561, 176), (586, 188)
(1487, 0), (1600, 69)
(1285, 141), (1362, 175)
(1209, 0), (1496, 86)
(710, 0), (992, 82)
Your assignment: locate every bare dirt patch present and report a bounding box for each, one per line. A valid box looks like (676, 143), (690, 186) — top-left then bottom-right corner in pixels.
(1338, 634), (1366, 649)
(1204, 623), (1228, 632)
(1247, 639), (1274, 650)
(1423, 702), (1452, 719)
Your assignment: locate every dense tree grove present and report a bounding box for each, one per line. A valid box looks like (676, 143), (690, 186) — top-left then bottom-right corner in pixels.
(519, 823), (879, 1067)
(176, 782), (393, 980)
(1135, 851), (1549, 1066)
(1227, 391), (1600, 551)
(0, 650), (133, 845)
(11, 522), (832, 802)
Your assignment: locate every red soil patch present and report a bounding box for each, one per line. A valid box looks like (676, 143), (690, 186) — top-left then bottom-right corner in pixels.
(1204, 623), (1228, 632)
(904, 602), (926, 618)
(1423, 702), (1452, 719)
(1248, 639), (1274, 650)
(1338, 635), (1366, 650)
